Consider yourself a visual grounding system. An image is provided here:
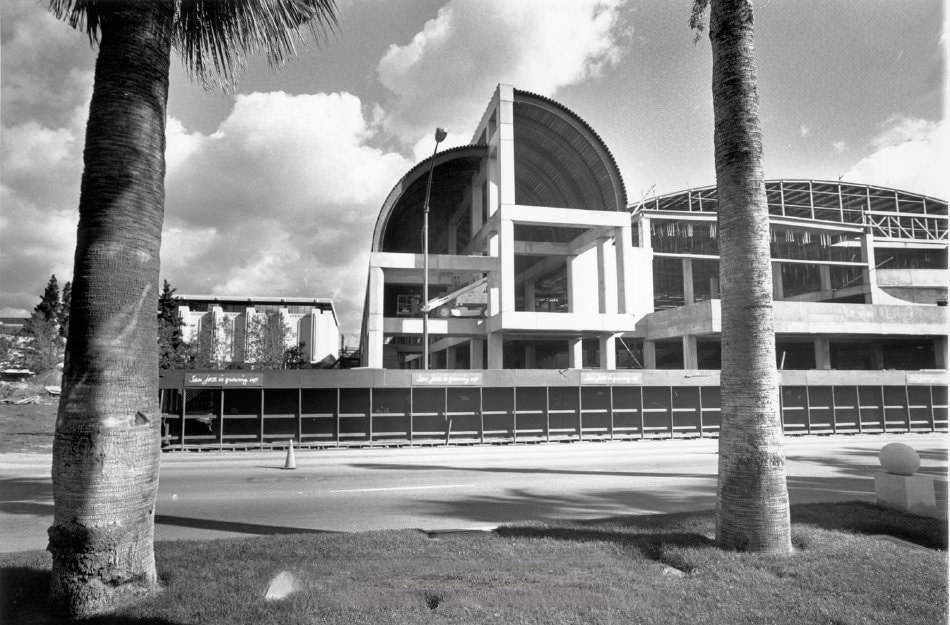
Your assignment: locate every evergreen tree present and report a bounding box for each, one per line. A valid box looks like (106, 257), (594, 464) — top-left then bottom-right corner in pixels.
(283, 342), (307, 369)
(59, 281), (72, 338)
(157, 280), (188, 369)
(24, 310), (62, 373)
(34, 275), (61, 324)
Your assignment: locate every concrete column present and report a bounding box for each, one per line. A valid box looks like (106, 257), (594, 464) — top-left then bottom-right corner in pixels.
(498, 85), (516, 208)
(819, 264), (832, 294)
(933, 336), (948, 369)
(597, 238), (608, 313)
(469, 338), (485, 369)
(364, 266), (386, 368)
(447, 219), (457, 254)
(487, 333), (504, 369)
(471, 172), (484, 237)
(861, 233), (878, 304)
(569, 337), (584, 369)
(445, 345), (456, 370)
(637, 216), (652, 250)
(488, 234), (500, 316)
(682, 258), (695, 305)
(772, 263), (785, 300)
(682, 335), (698, 369)
(567, 254), (578, 313)
(499, 218), (515, 314)
(871, 343), (885, 369)
(615, 224), (636, 315)
(525, 344), (537, 368)
(599, 335), (617, 370)
(814, 336), (831, 370)
(643, 340), (657, 369)
(524, 280), (536, 312)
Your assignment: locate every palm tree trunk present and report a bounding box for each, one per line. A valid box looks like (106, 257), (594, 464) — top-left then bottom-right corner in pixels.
(709, 0), (791, 553)
(48, 2), (173, 616)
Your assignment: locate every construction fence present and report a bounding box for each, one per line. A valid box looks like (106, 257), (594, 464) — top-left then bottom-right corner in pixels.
(158, 369), (948, 450)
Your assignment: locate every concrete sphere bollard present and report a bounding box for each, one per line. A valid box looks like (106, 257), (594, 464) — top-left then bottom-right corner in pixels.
(879, 442), (920, 476)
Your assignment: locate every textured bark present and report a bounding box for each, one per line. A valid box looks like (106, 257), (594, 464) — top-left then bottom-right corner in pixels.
(709, 0), (792, 553)
(49, 2), (173, 617)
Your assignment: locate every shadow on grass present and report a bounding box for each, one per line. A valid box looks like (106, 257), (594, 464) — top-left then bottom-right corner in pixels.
(495, 526), (714, 573)
(491, 501), (946, 554)
(0, 565), (181, 625)
(791, 501), (947, 549)
(155, 514), (341, 536)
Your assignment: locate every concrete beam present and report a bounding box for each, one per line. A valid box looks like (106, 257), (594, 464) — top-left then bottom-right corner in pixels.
(372, 252), (498, 272)
(485, 311), (638, 334)
(638, 299), (950, 339)
(383, 317), (483, 335)
(504, 204), (631, 229)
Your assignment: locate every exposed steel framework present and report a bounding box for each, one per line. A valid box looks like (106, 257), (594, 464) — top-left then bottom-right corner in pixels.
(633, 180), (948, 242)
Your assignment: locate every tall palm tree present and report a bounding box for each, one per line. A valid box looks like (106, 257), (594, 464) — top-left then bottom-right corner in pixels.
(691, 0), (792, 553)
(46, 1), (336, 616)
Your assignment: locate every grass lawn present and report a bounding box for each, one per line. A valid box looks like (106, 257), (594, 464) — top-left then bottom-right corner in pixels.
(2, 502), (946, 625)
(0, 400), (56, 455)
(0, 382), (57, 454)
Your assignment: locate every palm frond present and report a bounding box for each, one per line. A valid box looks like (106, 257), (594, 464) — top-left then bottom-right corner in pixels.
(175, 0), (338, 92)
(689, 0), (710, 43)
(47, 0), (105, 45)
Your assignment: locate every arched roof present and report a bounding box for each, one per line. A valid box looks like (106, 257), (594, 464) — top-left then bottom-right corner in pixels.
(371, 145), (488, 253)
(512, 89), (627, 212)
(370, 88), (628, 253)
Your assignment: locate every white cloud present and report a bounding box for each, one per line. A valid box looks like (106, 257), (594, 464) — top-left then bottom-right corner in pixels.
(1, 1), (95, 128)
(377, 0), (627, 145)
(0, 186), (78, 315)
(832, 140), (847, 153)
(844, 116), (949, 198)
(799, 124), (810, 138)
(161, 91), (413, 333)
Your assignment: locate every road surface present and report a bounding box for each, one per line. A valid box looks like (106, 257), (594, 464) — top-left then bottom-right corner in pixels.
(1, 433), (946, 553)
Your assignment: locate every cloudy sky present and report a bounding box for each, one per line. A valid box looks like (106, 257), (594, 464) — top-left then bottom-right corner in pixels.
(1, 0), (946, 339)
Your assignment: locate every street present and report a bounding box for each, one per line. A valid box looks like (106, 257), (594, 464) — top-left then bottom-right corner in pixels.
(1, 433), (946, 553)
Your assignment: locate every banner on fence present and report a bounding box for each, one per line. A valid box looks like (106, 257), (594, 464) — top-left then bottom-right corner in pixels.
(185, 372), (264, 387)
(580, 371), (643, 386)
(412, 372), (483, 386)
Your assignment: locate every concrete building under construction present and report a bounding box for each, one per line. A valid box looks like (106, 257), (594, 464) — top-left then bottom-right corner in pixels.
(359, 84), (948, 373)
(157, 85), (947, 449)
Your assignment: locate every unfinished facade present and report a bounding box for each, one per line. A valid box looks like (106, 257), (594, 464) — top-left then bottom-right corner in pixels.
(361, 84), (948, 373)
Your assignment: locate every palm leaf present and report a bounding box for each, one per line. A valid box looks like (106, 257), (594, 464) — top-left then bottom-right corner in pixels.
(175, 0), (338, 90)
(48, 0), (339, 91)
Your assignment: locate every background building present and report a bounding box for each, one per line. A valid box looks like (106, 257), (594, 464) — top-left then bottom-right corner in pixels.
(176, 295), (340, 367)
(360, 84), (948, 372)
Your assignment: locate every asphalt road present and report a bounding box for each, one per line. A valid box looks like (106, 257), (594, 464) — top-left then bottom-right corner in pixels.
(2, 433), (946, 553)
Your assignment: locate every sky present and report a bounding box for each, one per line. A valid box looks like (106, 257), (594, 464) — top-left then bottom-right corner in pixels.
(1, 0), (946, 340)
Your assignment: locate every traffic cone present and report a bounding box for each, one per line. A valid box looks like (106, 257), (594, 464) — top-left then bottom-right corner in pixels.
(283, 439), (296, 470)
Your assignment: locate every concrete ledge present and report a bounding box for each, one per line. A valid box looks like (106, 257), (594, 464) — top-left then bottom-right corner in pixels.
(874, 471), (946, 519)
